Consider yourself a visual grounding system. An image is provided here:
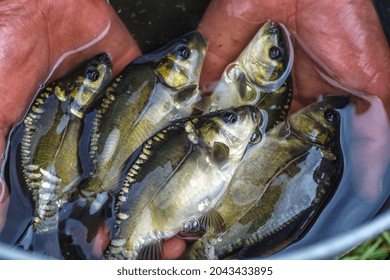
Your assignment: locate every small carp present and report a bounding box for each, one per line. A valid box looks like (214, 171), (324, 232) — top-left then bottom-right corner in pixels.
(18, 53), (112, 233)
(196, 21), (294, 129)
(106, 106), (262, 260)
(81, 32), (208, 201)
(184, 96), (349, 259)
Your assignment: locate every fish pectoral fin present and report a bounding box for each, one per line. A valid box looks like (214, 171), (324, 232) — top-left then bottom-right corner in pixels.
(320, 149), (337, 161)
(138, 240), (163, 260)
(211, 142), (230, 166)
(199, 208), (226, 234)
(193, 96), (211, 114)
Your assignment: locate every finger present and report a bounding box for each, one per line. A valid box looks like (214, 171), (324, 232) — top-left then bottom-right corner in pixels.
(92, 222), (187, 260)
(293, 0), (390, 102)
(0, 128), (9, 232)
(48, 0), (142, 79)
(0, 0), (141, 134)
(162, 237), (186, 260)
(350, 96), (390, 200)
(92, 220), (111, 258)
(0, 172), (9, 233)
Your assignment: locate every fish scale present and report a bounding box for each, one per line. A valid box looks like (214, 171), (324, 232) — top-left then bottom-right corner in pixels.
(79, 32), (208, 208)
(11, 53), (113, 234)
(106, 106), (261, 260)
(195, 21), (294, 129)
(184, 96), (349, 259)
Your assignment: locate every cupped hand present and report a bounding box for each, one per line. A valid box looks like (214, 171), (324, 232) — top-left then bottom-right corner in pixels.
(162, 0), (390, 259)
(0, 0), (141, 250)
(1, 0), (390, 260)
(0, 0), (141, 154)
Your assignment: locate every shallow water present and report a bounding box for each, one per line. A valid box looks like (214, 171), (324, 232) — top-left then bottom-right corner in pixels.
(0, 0), (389, 259)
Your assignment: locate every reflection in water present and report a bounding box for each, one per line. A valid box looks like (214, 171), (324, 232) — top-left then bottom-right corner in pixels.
(0, 177), (9, 233)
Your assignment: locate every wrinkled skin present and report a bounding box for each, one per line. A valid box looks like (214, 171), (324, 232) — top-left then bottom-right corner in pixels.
(0, 0), (389, 259)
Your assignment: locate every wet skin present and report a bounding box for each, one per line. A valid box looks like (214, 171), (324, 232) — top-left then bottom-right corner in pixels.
(1, 0), (389, 259)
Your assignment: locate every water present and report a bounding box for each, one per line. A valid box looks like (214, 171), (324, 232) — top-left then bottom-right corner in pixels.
(0, 0), (389, 259)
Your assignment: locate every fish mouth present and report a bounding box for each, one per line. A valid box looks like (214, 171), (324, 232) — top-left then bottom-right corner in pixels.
(182, 31), (209, 52)
(94, 53), (113, 68)
(288, 96), (350, 146)
(320, 95), (350, 109)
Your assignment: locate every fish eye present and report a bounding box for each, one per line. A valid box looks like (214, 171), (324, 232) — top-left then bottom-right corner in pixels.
(250, 130), (262, 144)
(222, 112), (238, 124)
(177, 46), (191, 60)
(324, 109), (340, 123)
(86, 69), (100, 82)
(269, 46), (282, 60)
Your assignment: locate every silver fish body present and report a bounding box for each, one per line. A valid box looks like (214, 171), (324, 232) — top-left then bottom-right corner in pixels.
(106, 106), (262, 260)
(196, 20), (294, 127)
(82, 32), (208, 199)
(184, 96), (349, 259)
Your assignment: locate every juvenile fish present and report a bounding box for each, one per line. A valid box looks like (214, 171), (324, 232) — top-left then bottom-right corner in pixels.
(106, 106), (262, 260)
(196, 21), (294, 129)
(81, 32), (208, 202)
(184, 96), (348, 259)
(18, 53), (112, 233)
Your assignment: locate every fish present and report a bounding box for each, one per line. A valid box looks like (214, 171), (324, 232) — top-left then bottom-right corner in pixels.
(105, 106), (262, 260)
(80, 32), (208, 203)
(18, 53), (112, 233)
(195, 20), (294, 129)
(183, 96), (349, 260)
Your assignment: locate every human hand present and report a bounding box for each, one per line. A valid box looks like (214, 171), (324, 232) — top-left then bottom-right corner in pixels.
(0, 0), (141, 251)
(0, 0), (189, 260)
(82, 0), (390, 260)
(1, 0), (389, 260)
(161, 0), (390, 259)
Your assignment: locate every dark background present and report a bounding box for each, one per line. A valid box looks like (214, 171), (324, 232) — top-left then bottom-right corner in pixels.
(110, 0), (211, 53)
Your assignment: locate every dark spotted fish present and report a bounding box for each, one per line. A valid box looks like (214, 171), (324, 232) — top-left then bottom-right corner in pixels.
(184, 96), (348, 260)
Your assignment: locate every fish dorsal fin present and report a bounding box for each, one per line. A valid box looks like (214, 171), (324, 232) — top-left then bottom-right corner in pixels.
(137, 240), (163, 260)
(199, 208), (226, 234)
(211, 142), (230, 166)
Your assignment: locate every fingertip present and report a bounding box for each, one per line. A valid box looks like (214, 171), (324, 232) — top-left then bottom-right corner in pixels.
(163, 237), (187, 260)
(91, 220), (111, 258)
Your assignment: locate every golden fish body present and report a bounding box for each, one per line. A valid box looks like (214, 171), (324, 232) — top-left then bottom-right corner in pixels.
(184, 96), (349, 259)
(106, 106), (262, 260)
(82, 32), (208, 198)
(196, 21), (294, 130)
(19, 53), (112, 232)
